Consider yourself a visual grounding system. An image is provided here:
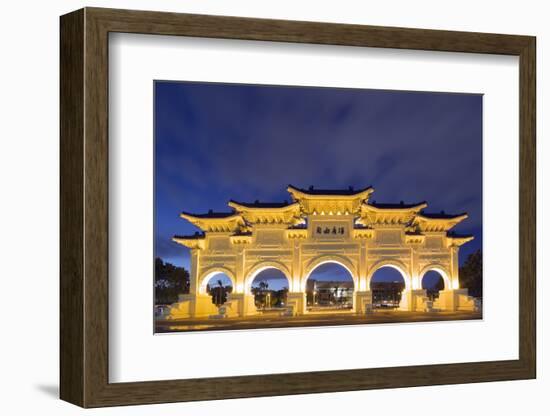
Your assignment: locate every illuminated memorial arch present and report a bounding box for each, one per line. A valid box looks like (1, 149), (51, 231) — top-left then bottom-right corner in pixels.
(167, 185), (476, 319)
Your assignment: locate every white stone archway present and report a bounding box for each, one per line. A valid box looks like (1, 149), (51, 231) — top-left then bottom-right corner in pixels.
(168, 185), (476, 319)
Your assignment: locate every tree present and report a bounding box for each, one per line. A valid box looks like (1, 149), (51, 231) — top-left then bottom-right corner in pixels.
(154, 257), (190, 304)
(207, 279), (232, 306)
(215, 279), (224, 306)
(459, 250), (482, 298)
(426, 275), (445, 300)
(253, 281), (269, 308)
(274, 287), (288, 307)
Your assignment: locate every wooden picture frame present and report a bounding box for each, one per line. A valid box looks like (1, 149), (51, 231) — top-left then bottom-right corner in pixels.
(60, 7), (536, 408)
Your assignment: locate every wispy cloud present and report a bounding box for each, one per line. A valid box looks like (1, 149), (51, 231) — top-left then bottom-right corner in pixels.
(154, 82), (482, 268)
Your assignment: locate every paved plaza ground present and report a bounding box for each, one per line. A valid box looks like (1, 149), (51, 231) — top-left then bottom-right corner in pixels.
(155, 309), (482, 333)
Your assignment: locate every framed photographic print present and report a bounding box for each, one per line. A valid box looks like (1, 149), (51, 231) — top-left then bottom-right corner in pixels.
(60, 7), (536, 408)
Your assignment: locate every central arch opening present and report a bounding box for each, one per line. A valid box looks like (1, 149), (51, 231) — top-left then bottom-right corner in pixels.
(306, 262), (354, 311)
(250, 268), (290, 311)
(370, 266), (406, 309)
(204, 273), (233, 306)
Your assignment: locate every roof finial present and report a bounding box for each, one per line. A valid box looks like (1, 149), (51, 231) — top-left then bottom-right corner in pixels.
(309, 185), (314, 191)
(348, 185), (354, 191)
(208, 209), (213, 214)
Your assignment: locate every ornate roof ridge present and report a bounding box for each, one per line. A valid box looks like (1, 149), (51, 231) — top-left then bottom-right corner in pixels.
(446, 231), (474, 238)
(367, 201), (427, 210)
(287, 184), (374, 196)
(173, 232), (205, 240)
(180, 210), (239, 219)
(417, 211), (468, 220)
(228, 199), (298, 209)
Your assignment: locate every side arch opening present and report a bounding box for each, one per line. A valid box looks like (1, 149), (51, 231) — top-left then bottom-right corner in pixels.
(369, 266), (408, 309)
(421, 268), (450, 300)
(202, 272), (234, 306)
(249, 268), (290, 311)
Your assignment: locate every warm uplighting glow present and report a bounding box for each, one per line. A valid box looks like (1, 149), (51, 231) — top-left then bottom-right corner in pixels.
(167, 185), (476, 320)
(412, 275), (421, 290)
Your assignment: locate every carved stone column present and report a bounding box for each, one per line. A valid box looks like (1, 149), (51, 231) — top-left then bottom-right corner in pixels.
(286, 292), (307, 316)
(354, 238), (373, 314)
(399, 289), (429, 311)
(450, 246), (460, 289)
(354, 291), (373, 314)
(225, 292), (257, 317)
(358, 240), (368, 291)
(224, 246), (257, 316)
(234, 247), (245, 294)
(291, 240), (302, 293)
(173, 246), (211, 318)
(188, 249), (200, 295)
(410, 247), (421, 290)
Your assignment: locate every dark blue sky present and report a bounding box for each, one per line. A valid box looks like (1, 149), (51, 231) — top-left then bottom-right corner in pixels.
(154, 81), (482, 289)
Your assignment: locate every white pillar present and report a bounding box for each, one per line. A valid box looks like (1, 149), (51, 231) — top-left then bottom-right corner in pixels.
(225, 292), (257, 317)
(234, 247), (245, 293)
(291, 240), (302, 292)
(410, 247), (421, 290)
(354, 291), (373, 314)
(357, 240), (368, 291)
(188, 249), (200, 295)
(286, 292), (307, 315)
(399, 289), (428, 311)
(450, 246), (460, 289)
